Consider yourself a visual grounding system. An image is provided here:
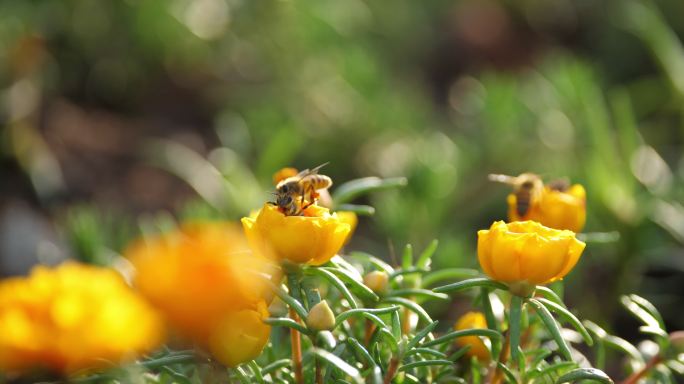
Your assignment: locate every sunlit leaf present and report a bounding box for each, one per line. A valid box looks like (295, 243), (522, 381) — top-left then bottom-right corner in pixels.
(555, 368), (613, 383)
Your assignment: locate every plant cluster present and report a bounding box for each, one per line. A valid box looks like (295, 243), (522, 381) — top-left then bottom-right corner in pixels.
(0, 169), (682, 384)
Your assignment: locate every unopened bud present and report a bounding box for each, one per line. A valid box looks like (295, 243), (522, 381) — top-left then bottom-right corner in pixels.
(364, 271), (389, 294)
(307, 300), (335, 331)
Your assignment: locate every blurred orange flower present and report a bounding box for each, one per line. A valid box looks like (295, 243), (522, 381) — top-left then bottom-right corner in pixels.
(454, 312), (490, 361)
(126, 222), (272, 367)
(0, 262), (163, 376)
(508, 184), (586, 233)
(478, 221), (585, 286)
(242, 203), (350, 265)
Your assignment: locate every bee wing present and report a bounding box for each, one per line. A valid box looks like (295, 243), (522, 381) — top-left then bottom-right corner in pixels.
(296, 162), (330, 179)
(488, 174), (517, 184)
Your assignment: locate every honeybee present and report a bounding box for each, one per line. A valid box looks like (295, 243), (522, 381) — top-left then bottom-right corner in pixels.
(489, 173), (543, 217)
(273, 163), (333, 216)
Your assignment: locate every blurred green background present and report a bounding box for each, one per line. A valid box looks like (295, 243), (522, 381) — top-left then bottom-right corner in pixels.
(1, 0), (683, 341)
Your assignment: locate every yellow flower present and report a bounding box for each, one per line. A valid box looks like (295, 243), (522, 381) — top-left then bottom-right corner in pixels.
(126, 222), (271, 367)
(454, 312), (490, 361)
(242, 203), (350, 265)
(0, 262), (163, 376)
(336, 211), (358, 244)
(508, 184), (586, 232)
(477, 221), (586, 286)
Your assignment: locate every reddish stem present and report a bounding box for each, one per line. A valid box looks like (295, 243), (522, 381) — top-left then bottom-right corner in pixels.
(289, 308), (304, 384)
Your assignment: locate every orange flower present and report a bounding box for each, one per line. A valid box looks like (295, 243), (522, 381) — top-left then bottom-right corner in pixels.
(242, 204), (350, 265)
(478, 221), (585, 286)
(508, 184), (586, 232)
(0, 262), (163, 376)
(454, 312), (490, 361)
(126, 222), (271, 367)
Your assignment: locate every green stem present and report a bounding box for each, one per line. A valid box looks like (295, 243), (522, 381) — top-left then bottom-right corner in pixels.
(509, 296), (523, 366)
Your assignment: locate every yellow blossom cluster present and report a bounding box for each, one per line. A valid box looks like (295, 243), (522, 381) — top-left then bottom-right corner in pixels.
(126, 222), (272, 367)
(0, 262), (163, 376)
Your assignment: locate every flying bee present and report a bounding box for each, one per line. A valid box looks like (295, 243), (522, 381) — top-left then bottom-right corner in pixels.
(273, 163), (333, 216)
(489, 173), (544, 217)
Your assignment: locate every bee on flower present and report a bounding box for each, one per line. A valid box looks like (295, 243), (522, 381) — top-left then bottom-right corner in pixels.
(490, 172), (586, 232)
(0, 262), (163, 378)
(272, 163), (333, 216)
(242, 165), (352, 266)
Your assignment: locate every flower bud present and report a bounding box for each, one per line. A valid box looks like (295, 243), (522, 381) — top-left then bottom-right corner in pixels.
(363, 271), (389, 294)
(306, 300), (336, 331)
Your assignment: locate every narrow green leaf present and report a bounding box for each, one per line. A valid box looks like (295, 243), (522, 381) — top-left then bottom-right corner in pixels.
(398, 359), (453, 372)
(536, 298), (593, 346)
(481, 288), (501, 359)
(421, 268), (480, 287)
(391, 310), (402, 341)
(321, 267), (379, 302)
(323, 344), (347, 383)
(261, 359), (291, 376)
(448, 345), (472, 361)
(311, 348), (362, 383)
(335, 306), (400, 327)
(537, 361), (577, 376)
(389, 267), (429, 280)
(318, 331), (337, 349)
(369, 327), (399, 353)
(433, 277), (508, 294)
(534, 286), (566, 308)
(349, 252), (395, 275)
(305, 268), (358, 308)
(620, 295), (661, 329)
(139, 353), (196, 369)
(361, 312), (392, 339)
(332, 177), (407, 206)
(555, 368), (613, 383)
(416, 239), (439, 269)
(335, 204), (375, 216)
(407, 321), (439, 350)
(389, 288), (449, 301)
(159, 367), (191, 384)
(421, 329), (502, 348)
(404, 348), (447, 359)
(628, 294), (665, 329)
(330, 256), (363, 279)
(264, 317), (309, 335)
(269, 283), (308, 320)
(603, 335), (644, 363)
(583, 320), (608, 338)
(347, 338), (376, 366)
(233, 366), (251, 384)
(247, 360), (265, 384)
(639, 325), (669, 338)
(528, 299), (573, 362)
(496, 362), (518, 383)
(382, 297), (432, 324)
(402, 244), (413, 269)
(509, 296), (523, 365)
(369, 365), (383, 384)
